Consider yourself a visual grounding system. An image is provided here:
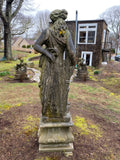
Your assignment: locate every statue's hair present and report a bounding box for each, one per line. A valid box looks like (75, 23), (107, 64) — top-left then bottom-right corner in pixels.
(50, 9), (68, 22)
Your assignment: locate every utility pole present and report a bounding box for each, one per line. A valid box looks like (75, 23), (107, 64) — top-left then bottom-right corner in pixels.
(74, 10), (78, 57)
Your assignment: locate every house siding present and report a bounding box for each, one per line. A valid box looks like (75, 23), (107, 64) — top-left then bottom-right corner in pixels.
(19, 39), (29, 48)
(12, 37), (35, 53)
(12, 37), (23, 48)
(66, 20), (108, 67)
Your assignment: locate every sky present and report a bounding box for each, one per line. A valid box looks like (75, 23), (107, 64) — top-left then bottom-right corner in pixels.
(33, 0), (120, 20)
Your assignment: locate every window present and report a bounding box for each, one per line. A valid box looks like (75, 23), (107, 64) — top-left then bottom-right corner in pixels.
(78, 23), (97, 44)
(102, 29), (106, 49)
(79, 31), (86, 43)
(88, 31), (95, 43)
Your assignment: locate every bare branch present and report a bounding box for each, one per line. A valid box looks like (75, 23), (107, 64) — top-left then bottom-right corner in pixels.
(11, 0), (24, 19)
(12, 30), (26, 36)
(8, 0), (14, 3)
(100, 5), (120, 50)
(0, 0), (7, 23)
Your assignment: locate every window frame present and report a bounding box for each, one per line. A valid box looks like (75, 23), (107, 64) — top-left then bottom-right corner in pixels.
(78, 23), (97, 44)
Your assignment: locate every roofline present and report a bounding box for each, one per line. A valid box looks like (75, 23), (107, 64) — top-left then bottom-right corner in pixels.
(66, 19), (107, 25)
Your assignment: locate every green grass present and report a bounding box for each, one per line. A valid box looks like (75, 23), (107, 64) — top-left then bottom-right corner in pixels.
(69, 82), (120, 115)
(0, 50), (28, 59)
(0, 53), (120, 125)
(0, 82), (40, 113)
(0, 50), (41, 113)
(0, 51), (40, 72)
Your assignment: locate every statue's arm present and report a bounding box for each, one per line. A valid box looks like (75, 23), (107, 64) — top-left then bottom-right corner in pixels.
(67, 31), (76, 65)
(34, 29), (55, 62)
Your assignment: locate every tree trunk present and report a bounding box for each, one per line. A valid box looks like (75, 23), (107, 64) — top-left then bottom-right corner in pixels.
(4, 22), (12, 60)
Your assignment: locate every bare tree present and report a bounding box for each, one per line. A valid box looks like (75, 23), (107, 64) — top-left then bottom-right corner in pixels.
(11, 13), (33, 37)
(0, 0), (34, 60)
(0, 19), (3, 40)
(0, 13), (32, 39)
(0, 19), (3, 48)
(100, 5), (120, 52)
(34, 10), (50, 39)
(0, 0), (25, 60)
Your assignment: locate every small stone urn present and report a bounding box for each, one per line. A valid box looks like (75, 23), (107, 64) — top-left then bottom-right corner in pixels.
(74, 58), (89, 81)
(14, 58), (28, 82)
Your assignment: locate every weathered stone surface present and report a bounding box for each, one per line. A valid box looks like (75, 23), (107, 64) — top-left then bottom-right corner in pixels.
(39, 143), (74, 152)
(27, 68), (41, 82)
(38, 126), (74, 144)
(74, 58), (89, 81)
(34, 9), (75, 152)
(40, 114), (73, 128)
(14, 58), (28, 82)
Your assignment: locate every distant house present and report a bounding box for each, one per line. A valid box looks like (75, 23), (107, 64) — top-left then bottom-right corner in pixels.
(117, 38), (120, 54)
(0, 40), (3, 49)
(12, 37), (34, 50)
(67, 19), (111, 67)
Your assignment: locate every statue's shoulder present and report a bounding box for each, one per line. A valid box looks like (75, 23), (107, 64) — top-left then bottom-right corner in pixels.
(40, 28), (50, 40)
(46, 28), (50, 35)
(65, 29), (72, 40)
(67, 30), (72, 36)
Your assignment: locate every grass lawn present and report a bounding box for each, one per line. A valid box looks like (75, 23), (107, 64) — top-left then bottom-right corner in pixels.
(0, 53), (120, 160)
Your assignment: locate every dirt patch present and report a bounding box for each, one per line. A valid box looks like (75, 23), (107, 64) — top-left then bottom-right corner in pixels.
(0, 89), (120, 160)
(0, 105), (40, 160)
(7, 79), (34, 83)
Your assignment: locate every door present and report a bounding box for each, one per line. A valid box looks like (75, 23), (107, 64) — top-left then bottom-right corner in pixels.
(81, 51), (93, 66)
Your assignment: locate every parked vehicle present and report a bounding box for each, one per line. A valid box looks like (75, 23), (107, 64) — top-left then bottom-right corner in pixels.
(115, 55), (120, 62)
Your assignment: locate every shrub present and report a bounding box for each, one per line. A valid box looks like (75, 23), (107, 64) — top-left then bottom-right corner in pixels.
(22, 45), (26, 48)
(0, 71), (10, 76)
(94, 70), (100, 75)
(111, 48), (115, 53)
(27, 45), (31, 48)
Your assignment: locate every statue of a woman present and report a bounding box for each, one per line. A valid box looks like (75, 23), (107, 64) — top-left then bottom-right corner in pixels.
(34, 9), (75, 122)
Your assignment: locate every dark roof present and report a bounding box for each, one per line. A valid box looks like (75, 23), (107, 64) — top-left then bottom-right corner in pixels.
(66, 19), (107, 26)
(12, 37), (35, 46)
(12, 37), (22, 45)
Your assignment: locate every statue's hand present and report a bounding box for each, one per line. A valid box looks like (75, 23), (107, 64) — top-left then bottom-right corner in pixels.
(49, 54), (55, 63)
(44, 50), (55, 63)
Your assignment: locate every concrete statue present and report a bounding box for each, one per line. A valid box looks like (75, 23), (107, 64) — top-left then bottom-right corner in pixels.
(34, 9), (75, 153)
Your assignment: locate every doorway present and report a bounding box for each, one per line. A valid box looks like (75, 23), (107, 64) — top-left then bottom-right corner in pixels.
(81, 51), (93, 66)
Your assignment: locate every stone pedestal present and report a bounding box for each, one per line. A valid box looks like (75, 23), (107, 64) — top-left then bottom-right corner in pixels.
(38, 113), (74, 152)
(14, 72), (28, 80)
(74, 69), (89, 81)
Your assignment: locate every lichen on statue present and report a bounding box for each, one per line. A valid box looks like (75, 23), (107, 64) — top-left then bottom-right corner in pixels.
(34, 9), (75, 122)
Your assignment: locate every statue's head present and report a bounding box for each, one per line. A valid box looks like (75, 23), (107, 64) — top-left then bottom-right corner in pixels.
(59, 9), (68, 20)
(50, 9), (68, 23)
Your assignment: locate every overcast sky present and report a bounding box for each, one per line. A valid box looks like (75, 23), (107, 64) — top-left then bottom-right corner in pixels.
(33, 0), (120, 20)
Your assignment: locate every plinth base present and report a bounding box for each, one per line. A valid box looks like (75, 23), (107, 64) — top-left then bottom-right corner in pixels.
(74, 73), (89, 81)
(39, 143), (73, 152)
(38, 114), (74, 152)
